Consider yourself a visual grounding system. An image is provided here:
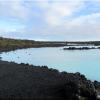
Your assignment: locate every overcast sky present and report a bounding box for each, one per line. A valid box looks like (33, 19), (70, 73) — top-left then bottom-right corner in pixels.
(0, 0), (100, 41)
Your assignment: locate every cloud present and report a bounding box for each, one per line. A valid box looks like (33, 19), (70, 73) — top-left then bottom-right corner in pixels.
(0, 0), (34, 21)
(0, 0), (100, 40)
(41, 0), (85, 26)
(31, 12), (100, 40)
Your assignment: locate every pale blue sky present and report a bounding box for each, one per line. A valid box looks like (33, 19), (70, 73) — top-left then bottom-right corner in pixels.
(0, 0), (100, 41)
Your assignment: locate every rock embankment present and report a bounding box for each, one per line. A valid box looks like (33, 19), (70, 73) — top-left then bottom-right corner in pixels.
(0, 60), (99, 100)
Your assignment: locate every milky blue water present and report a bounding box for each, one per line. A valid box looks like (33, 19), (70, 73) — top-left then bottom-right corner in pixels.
(0, 47), (100, 81)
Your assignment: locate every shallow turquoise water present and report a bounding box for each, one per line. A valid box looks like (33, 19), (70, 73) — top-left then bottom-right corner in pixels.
(0, 47), (100, 81)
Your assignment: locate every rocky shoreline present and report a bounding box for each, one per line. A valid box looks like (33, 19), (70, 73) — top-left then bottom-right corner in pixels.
(0, 60), (99, 100)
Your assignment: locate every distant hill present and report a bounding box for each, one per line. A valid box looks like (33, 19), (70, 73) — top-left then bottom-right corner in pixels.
(0, 37), (66, 52)
(0, 37), (100, 52)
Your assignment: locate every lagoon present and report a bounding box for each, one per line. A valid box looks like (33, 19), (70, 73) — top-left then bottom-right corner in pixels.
(0, 46), (100, 81)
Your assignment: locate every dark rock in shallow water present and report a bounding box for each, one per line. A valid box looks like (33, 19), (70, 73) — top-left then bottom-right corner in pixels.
(63, 47), (96, 50)
(0, 60), (99, 100)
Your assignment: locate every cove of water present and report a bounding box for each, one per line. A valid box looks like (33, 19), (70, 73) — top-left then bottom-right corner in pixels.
(0, 46), (100, 81)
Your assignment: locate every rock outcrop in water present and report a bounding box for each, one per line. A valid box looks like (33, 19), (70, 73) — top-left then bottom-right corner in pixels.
(63, 47), (96, 50)
(0, 60), (99, 100)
